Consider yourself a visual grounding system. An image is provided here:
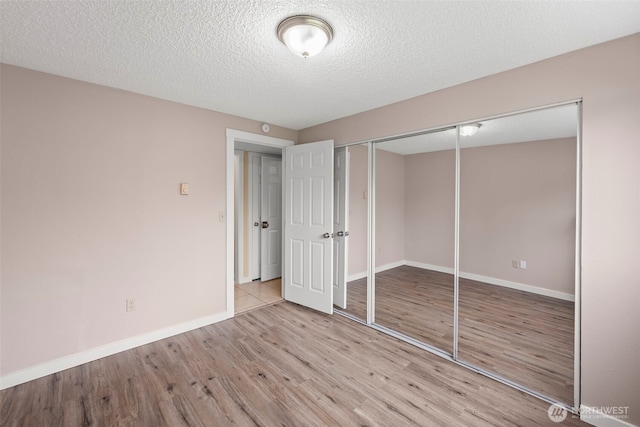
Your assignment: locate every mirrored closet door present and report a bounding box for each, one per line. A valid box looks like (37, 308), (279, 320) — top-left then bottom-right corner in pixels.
(373, 128), (457, 354)
(457, 104), (579, 405)
(334, 143), (369, 321)
(345, 102), (581, 409)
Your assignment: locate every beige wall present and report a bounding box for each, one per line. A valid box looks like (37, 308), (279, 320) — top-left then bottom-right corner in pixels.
(0, 64), (296, 376)
(404, 149), (456, 269)
(381, 137), (575, 297)
(374, 149), (405, 268)
(300, 34), (640, 424)
(459, 138), (576, 295)
(347, 144), (368, 277)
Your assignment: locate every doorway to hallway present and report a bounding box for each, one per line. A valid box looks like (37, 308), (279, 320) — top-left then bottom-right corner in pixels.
(234, 278), (283, 314)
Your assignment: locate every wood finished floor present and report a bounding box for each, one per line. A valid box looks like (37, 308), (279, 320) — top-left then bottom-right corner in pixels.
(0, 301), (586, 426)
(339, 265), (574, 405)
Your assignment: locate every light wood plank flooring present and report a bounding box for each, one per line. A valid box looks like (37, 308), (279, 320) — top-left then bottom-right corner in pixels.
(235, 278), (283, 314)
(0, 301), (586, 426)
(339, 265), (574, 404)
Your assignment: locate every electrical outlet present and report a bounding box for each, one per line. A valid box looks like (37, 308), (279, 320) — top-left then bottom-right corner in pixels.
(512, 260), (518, 268)
(126, 298), (136, 312)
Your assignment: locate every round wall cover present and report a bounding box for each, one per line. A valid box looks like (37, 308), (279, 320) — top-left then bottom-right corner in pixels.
(262, 123), (270, 133)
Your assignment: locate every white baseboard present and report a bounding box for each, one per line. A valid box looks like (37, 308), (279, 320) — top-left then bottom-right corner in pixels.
(405, 260), (454, 275)
(459, 271), (575, 302)
(347, 260), (407, 283)
(347, 260), (406, 282)
(406, 260), (574, 301)
(376, 260), (405, 273)
(236, 275), (253, 285)
(347, 271), (367, 282)
(350, 260), (574, 302)
(0, 311), (231, 390)
(580, 405), (637, 427)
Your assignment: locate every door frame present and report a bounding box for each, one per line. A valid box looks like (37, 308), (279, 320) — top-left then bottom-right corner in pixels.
(226, 129), (294, 318)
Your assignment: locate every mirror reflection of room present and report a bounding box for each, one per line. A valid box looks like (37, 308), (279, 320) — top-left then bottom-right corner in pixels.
(458, 104), (578, 404)
(357, 103), (578, 407)
(335, 143), (369, 321)
(374, 129), (457, 354)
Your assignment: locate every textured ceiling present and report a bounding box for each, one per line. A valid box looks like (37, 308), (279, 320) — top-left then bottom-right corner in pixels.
(1, 1), (639, 130)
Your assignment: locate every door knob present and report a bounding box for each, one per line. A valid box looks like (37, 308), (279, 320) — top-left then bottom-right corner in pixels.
(323, 232), (331, 239)
(337, 231), (344, 237)
(262, 221), (269, 229)
(254, 222), (260, 227)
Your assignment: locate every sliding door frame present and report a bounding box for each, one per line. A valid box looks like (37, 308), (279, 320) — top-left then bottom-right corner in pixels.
(334, 99), (583, 414)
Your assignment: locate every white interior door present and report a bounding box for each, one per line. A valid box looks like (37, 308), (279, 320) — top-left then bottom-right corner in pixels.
(283, 140), (334, 314)
(333, 147), (349, 309)
(249, 153), (261, 281)
(260, 156), (282, 281)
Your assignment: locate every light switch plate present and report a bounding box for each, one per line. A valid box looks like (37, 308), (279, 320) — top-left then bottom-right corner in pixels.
(180, 183), (189, 195)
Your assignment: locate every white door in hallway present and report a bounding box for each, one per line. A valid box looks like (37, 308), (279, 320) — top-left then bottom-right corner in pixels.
(260, 155), (282, 281)
(283, 140), (334, 314)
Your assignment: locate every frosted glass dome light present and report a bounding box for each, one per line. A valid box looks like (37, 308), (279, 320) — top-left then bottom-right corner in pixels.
(459, 123), (481, 136)
(277, 15), (333, 58)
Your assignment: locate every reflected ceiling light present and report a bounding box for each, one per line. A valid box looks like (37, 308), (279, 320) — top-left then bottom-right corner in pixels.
(459, 123), (481, 136)
(277, 15), (333, 58)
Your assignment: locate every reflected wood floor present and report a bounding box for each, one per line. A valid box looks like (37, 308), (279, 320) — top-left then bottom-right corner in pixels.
(0, 302), (586, 426)
(458, 276), (574, 406)
(375, 267), (456, 355)
(342, 276), (368, 320)
(341, 265), (574, 404)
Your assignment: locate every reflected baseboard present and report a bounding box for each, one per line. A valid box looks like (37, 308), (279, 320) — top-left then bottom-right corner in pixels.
(458, 270), (575, 302)
(347, 260), (403, 282)
(348, 260), (575, 302)
(347, 271), (367, 282)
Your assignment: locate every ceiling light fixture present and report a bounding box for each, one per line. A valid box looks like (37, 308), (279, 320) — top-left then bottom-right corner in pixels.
(459, 123), (481, 136)
(277, 15), (333, 58)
